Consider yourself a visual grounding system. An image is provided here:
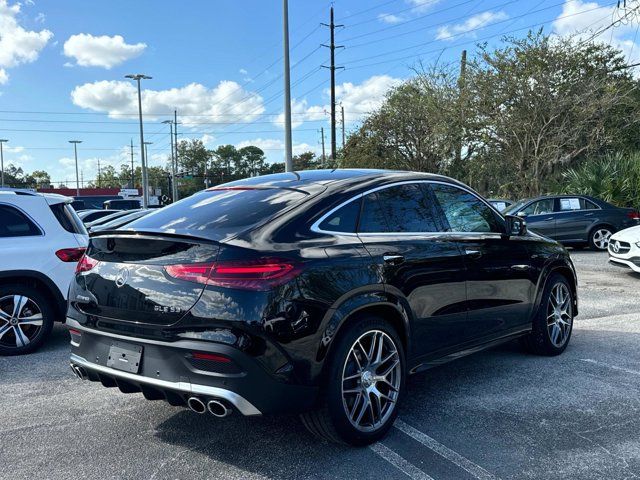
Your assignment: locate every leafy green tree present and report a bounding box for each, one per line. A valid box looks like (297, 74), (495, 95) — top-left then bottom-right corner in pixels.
(30, 170), (51, 187)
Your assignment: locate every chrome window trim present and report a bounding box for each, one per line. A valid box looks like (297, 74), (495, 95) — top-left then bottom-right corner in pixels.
(310, 179), (505, 237)
(0, 201), (45, 238)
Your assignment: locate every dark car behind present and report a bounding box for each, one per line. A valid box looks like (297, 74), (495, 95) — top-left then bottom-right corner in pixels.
(505, 195), (640, 250)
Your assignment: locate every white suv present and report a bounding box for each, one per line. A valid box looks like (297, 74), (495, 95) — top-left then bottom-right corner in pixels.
(0, 189), (88, 355)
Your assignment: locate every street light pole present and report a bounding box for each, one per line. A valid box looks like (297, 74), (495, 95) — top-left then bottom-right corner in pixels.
(0, 139), (8, 188)
(125, 73), (152, 208)
(283, 0), (293, 172)
(69, 140), (82, 196)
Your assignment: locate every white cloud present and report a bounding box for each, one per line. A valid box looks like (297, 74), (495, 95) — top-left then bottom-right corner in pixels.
(436, 11), (508, 41)
(63, 33), (146, 69)
(0, 0), (53, 83)
(35, 12), (45, 23)
(276, 75), (403, 129)
(201, 134), (215, 146)
(378, 13), (403, 24)
(552, 0), (640, 67)
(239, 68), (248, 75)
(377, 0), (440, 24)
(407, 0), (441, 14)
(70, 80), (265, 125)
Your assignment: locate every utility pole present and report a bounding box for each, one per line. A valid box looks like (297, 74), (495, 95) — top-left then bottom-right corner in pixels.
(322, 7), (344, 161)
(130, 139), (135, 188)
(455, 49), (467, 174)
(69, 140), (82, 196)
(283, 0), (293, 172)
(0, 139), (8, 188)
(125, 73), (152, 208)
(162, 120), (176, 201)
(319, 127), (326, 167)
(174, 110), (180, 201)
(97, 159), (101, 188)
(341, 104), (346, 150)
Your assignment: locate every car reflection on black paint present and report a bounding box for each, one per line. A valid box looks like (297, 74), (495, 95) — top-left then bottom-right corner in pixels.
(67, 169), (578, 445)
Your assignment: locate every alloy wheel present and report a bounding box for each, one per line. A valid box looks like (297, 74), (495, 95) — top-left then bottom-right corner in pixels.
(592, 229), (612, 250)
(0, 295), (44, 348)
(341, 330), (401, 433)
(546, 284), (572, 348)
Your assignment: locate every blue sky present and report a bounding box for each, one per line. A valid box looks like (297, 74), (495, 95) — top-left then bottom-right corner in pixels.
(0, 0), (638, 186)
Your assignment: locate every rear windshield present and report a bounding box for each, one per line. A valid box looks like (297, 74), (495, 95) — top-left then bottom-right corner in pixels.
(125, 187), (308, 240)
(50, 203), (87, 235)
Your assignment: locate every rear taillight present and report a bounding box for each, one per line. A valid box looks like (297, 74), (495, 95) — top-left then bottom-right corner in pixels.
(192, 352), (231, 363)
(163, 263), (214, 284)
(56, 247), (86, 262)
(75, 254), (98, 273)
(164, 259), (298, 291)
(627, 210), (640, 220)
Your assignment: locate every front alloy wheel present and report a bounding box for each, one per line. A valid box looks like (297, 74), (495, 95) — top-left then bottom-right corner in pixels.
(523, 274), (574, 356)
(590, 228), (612, 250)
(546, 283), (572, 348)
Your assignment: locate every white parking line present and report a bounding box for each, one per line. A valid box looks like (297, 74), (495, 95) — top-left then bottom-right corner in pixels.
(370, 442), (435, 480)
(394, 420), (500, 480)
(580, 358), (640, 376)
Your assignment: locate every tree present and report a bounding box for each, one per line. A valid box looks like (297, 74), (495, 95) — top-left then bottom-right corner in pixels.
(92, 165), (119, 188)
(343, 70), (461, 174)
(30, 170), (51, 188)
(464, 31), (640, 196)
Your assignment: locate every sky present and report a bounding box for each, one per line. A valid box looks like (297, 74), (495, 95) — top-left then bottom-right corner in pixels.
(1, 0), (639, 186)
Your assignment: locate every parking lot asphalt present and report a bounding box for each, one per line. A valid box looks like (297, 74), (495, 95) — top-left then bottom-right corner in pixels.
(1, 250), (639, 480)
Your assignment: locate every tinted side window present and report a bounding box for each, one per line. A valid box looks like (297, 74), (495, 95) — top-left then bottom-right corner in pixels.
(559, 198), (582, 211)
(0, 205), (41, 237)
(358, 184), (438, 233)
(50, 203), (87, 234)
(379, 184), (438, 232)
(431, 184), (502, 233)
(319, 198), (361, 233)
(359, 192), (390, 233)
(583, 198), (599, 210)
(522, 199), (555, 215)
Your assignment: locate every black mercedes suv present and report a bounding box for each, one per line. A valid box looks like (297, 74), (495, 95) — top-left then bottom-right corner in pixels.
(67, 169), (577, 445)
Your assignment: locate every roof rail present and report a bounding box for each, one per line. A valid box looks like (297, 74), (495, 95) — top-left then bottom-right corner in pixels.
(0, 187), (39, 196)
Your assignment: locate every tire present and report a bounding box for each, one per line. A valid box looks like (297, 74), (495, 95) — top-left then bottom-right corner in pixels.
(0, 284), (55, 356)
(523, 274), (574, 356)
(300, 316), (406, 446)
(588, 226), (614, 251)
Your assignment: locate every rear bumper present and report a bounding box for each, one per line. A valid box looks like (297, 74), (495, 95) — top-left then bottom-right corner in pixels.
(67, 318), (318, 416)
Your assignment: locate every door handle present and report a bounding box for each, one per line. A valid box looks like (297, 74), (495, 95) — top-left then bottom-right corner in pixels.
(464, 249), (482, 259)
(584, 213), (593, 217)
(383, 254), (405, 265)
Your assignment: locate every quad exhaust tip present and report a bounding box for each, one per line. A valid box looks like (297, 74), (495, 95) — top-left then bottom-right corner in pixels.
(70, 364), (87, 380)
(187, 397), (206, 414)
(207, 399), (232, 418)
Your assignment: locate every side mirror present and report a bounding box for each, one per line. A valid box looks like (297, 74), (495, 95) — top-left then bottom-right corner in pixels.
(505, 215), (527, 236)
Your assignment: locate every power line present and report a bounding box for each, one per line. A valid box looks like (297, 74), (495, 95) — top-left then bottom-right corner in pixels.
(345, 0), (618, 70)
(347, 0), (521, 48)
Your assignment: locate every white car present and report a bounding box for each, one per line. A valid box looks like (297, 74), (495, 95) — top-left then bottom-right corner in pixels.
(608, 225), (640, 273)
(0, 189), (88, 355)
